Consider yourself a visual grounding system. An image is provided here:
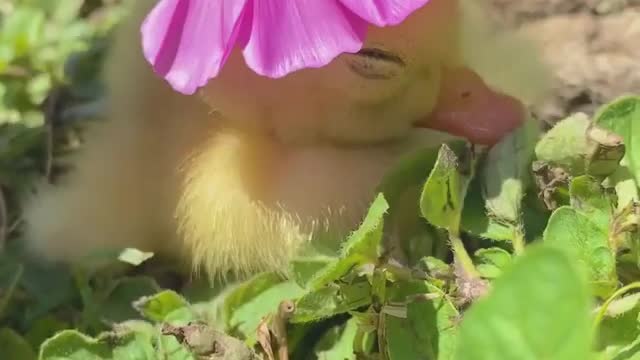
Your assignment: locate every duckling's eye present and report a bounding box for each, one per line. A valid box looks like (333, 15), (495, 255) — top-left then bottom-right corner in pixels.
(346, 48), (406, 80)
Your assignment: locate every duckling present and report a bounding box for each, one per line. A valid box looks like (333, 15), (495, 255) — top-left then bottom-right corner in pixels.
(23, 0), (549, 278)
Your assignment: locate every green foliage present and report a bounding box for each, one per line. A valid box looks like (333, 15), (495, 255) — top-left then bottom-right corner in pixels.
(1, 1), (640, 359)
(455, 246), (593, 360)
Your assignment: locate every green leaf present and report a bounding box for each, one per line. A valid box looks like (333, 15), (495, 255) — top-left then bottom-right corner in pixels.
(376, 144), (442, 208)
(535, 112), (625, 178)
(292, 280), (372, 323)
(308, 194), (389, 288)
(51, 0), (85, 25)
(455, 246), (592, 360)
(384, 281), (458, 360)
(224, 274), (304, 341)
(0, 7), (46, 56)
(607, 165), (639, 211)
(39, 330), (112, 360)
(117, 248), (154, 267)
(315, 318), (359, 360)
(0, 262), (23, 322)
(24, 316), (69, 350)
(462, 178), (520, 242)
(570, 175), (614, 230)
(543, 176), (617, 297)
(376, 144), (460, 263)
(483, 118), (540, 224)
(474, 247), (513, 279)
(0, 241), (75, 323)
(595, 96), (640, 186)
(535, 113), (592, 174)
(597, 297), (640, 359)
(101, 276), (161, 323)
(0, 328), (37, 360)
(544, 207), (616, 297)
(106, 321), (158, 360)
(108, 331), (156, 360)
(133, 290), (189, 322)
(420, 143), (476, 234)
(222, 273), (284, 319)
(289, 255), (336, 289)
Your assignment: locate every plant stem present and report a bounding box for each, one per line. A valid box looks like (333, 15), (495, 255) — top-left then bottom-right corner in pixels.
(592, 282), (640, 336)
(512, 226), (526, 256)
(450, 234), (480, 278)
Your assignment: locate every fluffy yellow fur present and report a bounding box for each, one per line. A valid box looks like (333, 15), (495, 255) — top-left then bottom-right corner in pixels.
(176, 129), (307, 277)
(22, 0), (549, 278)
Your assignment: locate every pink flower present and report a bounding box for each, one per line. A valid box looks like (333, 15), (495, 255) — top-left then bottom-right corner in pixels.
(141, 0), (430, 95)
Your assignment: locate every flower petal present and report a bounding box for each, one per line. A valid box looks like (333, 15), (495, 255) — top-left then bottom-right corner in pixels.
(338, 0), (430, 26)
(242, 0), (368, 79)
(141, 0), (249, 94)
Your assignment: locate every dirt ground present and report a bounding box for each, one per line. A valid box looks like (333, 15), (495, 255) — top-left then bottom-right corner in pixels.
(487, 0), (640, 122)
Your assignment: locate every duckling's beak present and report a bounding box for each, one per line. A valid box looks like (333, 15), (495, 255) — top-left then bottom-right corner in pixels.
(414, 67), (526, 145)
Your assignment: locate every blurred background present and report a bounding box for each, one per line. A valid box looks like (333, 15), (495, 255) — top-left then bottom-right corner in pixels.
(488, 0), (640, 121)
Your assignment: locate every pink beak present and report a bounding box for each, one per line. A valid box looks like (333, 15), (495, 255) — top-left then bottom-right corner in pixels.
(414, 67), (526, 146)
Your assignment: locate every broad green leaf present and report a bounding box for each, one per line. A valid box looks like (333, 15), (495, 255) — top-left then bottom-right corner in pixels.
(461, 178), (520, 242)
(292, 280), (372, 323)
(376, 143), (463, 263)
(0, 241), (75, 323)
(117, 249), (154, 267)
(376, 144), (443, 207)
(96, 324), (156, 360)
(600, 293), (640, 318)
(289, 255), (335, 289)
(315, 318), (359, 360)
(455, 246), (592, 360)
(156, 310), (199, 360)
(420, 143), (476, 234)
(384, 281), (458, 360)
(109, 332), (156, 360)
(0, 327), (37, 360)
(544, 207), (617, 297)
(133, 290), (189, 322)
(535, 113), (592, 174)
(25, 316), (69, 350)
(483, 118), (540, 225)
(607, 165), (639, 211)
(101, 276), (161, 323)
(26, 73), (52, 105)
(226, 277), (305, 341)
(474, 247), (513, 279)
(340, 193), (389, 261)
(595, 96), (640, 186)
(51, 0), (85, 25)
(597, 299), (640, 359)
(39, 330), (112, 360)
(570, 176), (614, 230)
(309, 194), (388, 288)
(0, 7), (46, 56)
(536, 112), (625, 177)
(544, 176), (617, 297)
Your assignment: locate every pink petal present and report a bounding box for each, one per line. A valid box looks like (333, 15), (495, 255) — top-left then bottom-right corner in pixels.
(141, 0), (249, 95)
(338, 0), (431, 26)
(242, 0), (368, 78)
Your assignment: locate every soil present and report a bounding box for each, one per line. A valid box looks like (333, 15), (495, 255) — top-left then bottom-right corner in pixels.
(486, 0), (640, 122)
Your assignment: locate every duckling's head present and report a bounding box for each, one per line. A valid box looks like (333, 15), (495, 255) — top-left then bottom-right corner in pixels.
(198, 0), (548, 147)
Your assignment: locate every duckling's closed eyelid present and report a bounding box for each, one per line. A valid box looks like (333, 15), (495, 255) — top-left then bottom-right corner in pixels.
(355, 47), (406, 66)
(344, 47), (407, 80)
